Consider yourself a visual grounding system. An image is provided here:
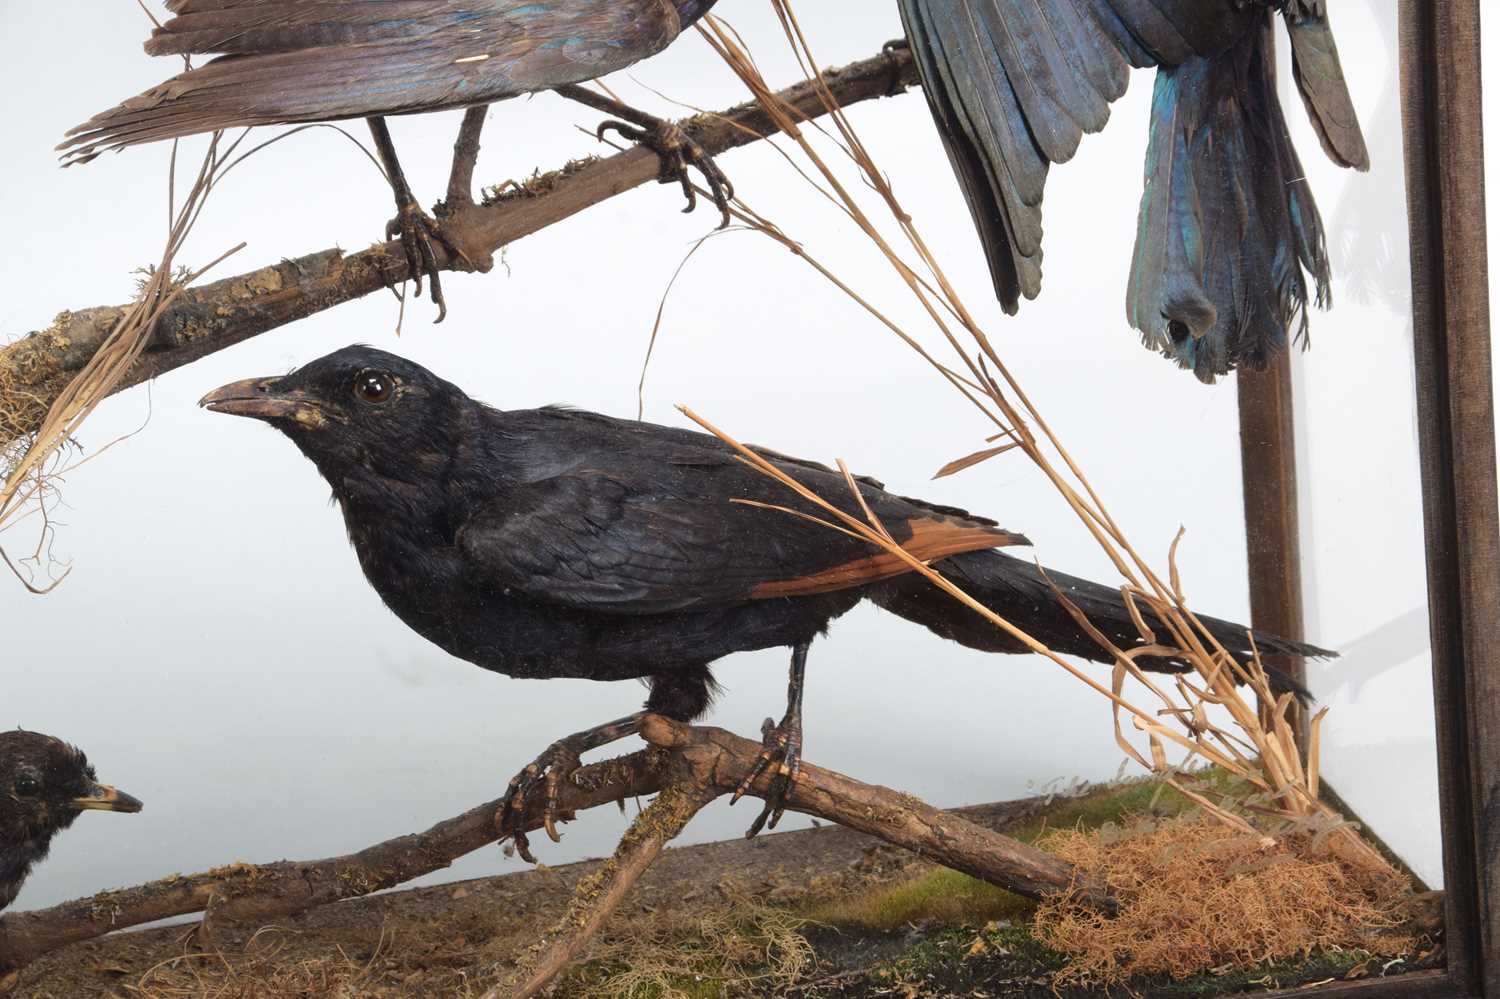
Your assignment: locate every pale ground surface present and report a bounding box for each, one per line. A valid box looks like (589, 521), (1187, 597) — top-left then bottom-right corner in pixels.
(0, 0), (1439, 912)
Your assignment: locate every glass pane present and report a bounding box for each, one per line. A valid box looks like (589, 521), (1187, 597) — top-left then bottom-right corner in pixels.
(0, 0), (1446, 992)
(1283, 2), (1442, 889)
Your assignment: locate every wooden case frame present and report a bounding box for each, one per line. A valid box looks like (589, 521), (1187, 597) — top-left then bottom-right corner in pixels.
(1238, 3), (1494, 997)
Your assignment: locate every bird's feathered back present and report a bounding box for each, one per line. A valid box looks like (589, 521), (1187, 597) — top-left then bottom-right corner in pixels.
(143, 1), (489, 57)
(60, 0), (688, 165)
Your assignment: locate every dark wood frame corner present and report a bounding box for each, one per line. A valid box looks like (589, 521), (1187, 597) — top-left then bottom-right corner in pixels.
(1401, 1), (1498, 996)
(1238, 3), (1494, 997)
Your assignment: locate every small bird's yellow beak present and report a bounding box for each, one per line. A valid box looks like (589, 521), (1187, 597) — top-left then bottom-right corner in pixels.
(72, 783), (144, 814)
(199, 377), (331, 428)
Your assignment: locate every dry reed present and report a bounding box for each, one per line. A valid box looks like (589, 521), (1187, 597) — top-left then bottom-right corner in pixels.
(0, 134), (244, 593)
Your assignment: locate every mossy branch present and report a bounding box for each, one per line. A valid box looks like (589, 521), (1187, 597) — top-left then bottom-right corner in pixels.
(0, 45), (918, 450)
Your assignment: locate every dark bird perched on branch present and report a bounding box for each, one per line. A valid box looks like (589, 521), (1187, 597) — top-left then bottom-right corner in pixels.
(61, 0), (730, 321)
(201, 345), (1330, 847)
(898, 0), (1369, 381)
(0, 732), (142, 913)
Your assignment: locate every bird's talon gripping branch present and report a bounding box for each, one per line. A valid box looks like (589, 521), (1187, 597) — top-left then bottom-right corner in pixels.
(733, 706), (804, 838)
(491, 714), (646, 862)
(596, 118), (735, 229)
(499, 740), (584, 854)
(385, 201), (449, 321)
(734, 642), (811, 837)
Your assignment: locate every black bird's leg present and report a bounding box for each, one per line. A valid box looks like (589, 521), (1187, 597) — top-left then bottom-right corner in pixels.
(368, 114), (493, 323)
(554, 83), (734, 228)
(367, 116), (448, 320)
(432, 106), (497, 277)
(499, 712), (645, 863)
(733, 642), (809, 838)
(443, 105), (489, 210)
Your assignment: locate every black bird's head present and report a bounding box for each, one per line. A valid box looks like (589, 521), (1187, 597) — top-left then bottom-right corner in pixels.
(199, 345), (469, 485)
(0, 731), (142, 912)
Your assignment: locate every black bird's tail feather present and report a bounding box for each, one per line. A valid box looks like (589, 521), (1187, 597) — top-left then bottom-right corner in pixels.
(1283, 3), (1371, 172)
(868, 549), (1331, 699)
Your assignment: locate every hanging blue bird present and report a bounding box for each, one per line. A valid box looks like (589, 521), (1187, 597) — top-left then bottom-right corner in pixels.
(898, 0), (1369, 382)
(60, 0), (728, 321)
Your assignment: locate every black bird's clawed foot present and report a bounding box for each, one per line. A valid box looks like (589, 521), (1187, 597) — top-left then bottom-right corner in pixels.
(497, 739), (583, 863)
(597, 118), (735, 228)
(384, 201), (495, 325)
(386, 201), (451, 323)
(732, 711), (803, 838)
(494, 713), (645, 864)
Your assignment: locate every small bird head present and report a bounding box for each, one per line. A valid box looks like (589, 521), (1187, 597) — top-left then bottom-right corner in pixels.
(0, 731), (141, 837)
(0, 730), (142, 910)
(199, 345), (467, 482)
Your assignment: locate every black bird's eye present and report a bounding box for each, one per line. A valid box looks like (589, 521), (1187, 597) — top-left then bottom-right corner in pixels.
(353, 369), (395, 404)
(14, 776), (40, 797)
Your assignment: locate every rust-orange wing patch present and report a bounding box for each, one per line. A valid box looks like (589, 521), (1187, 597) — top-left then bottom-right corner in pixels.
(750, 518), (1028, 599)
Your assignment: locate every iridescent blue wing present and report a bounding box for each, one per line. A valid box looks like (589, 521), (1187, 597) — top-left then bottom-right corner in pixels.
(898, 0), (1134, 312)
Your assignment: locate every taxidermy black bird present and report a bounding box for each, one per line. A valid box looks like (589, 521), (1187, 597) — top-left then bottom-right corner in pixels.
(201, 345), (1330, 847)
(0, 731), (142, 913)
(898, 0), (1370, 381)
(60, 0), (729, 321)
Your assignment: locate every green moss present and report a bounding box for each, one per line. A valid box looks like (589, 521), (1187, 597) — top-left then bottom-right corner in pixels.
(805, 867), (1034, 932)
(1012, 769), (1251, 844)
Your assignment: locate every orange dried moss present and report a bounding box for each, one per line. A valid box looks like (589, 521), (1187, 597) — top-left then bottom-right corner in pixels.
(1032, 814), (1417, 987)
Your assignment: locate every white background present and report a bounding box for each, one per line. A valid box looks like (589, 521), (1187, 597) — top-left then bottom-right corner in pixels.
(1, 1), (1439, 911)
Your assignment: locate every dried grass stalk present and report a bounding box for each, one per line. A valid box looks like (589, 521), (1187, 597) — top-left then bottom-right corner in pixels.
(690, 3), (1389, 872)
(0, 133), (243, 592)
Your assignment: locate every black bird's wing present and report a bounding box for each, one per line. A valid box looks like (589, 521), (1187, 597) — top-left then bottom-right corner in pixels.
(1283, 1), (1370, 171)
(455, 438), (1026, 615)
(60, 0), (682, 164)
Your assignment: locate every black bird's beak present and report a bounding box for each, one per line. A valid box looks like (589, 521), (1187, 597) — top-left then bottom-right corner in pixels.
(199, 377), (333, 429)
(72, 782), (144, 814)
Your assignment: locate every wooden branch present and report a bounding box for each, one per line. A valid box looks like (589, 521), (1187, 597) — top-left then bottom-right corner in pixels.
(0, 715), (1109, 981)
(492, 716), (1112, 998)
(496, 780), (719, 999)
(0, 748), (666, 974)
(642, 716), (1111, 911)
(0, 46), (918, 448)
